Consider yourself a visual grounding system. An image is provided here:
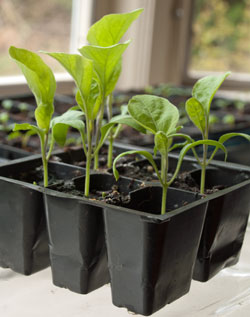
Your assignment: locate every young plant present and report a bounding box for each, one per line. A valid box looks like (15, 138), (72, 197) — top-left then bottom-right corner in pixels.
(9, 46), (84, 187)
(111, 95), (196, 215)
(43, 51), (114, 196)
(2, 99), (14, 111)
(7, 129), (36, 149)
(0, 112), (11, 132)
(80, 8), (143, 169)
(182, 72), (250, 194)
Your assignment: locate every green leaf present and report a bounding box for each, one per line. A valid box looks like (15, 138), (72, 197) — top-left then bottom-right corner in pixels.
(154, 132), (169, 156)
(51, 110), (85, 147)
(79, 41), (130, 97)
(192, 72), (231, 115)
(128, 95), (179, 135)
(43, 52), (94, 112)
(181, 139), (228, 162)
(113, 150), (162, 184)
(9, 46), (56, 132)
(13, 123), (44, 139)
(185, 97), (206, 133)
(219, 132), (250, 144)
(87, 8), (143, 46)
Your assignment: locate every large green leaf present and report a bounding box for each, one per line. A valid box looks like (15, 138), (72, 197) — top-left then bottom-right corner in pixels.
(87, 8), (143, 46)
(13, 123), (44, 139)
(128, 95), (179, 135)
(43, 52), (94, 111)
(51, 110), (85, 146)
(79, 42), (130, 97)
(192, 72), (231, 115)
(185, 97), (206, 134)
(9, 46), (56, 132)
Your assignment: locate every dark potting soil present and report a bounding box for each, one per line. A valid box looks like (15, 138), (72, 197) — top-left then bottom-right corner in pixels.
(8, 165), (82, 187)
(49, 178), (142, 206)
(117, 163), (226, 195)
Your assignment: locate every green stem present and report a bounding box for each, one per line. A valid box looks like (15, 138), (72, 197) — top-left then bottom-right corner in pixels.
(107, 136), (113, 168)
(200, 121), (209, 194)
(85, 120), (93, 197)
(80, 130), (87, 157)
(94, 96), (106, 170)
(107, 94), (114, 169)
(161, 185), (168, 215)
(200, 162), (206, 195)
(41, 133), (49, 188)
(46, 137), (55, 161)
(160, 153), (168, 215)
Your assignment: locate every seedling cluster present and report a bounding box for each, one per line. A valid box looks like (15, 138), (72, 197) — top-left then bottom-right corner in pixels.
(9, 9), (250, 214)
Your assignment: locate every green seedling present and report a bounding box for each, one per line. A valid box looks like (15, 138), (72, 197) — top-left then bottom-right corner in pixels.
(0, 112), (13, 132)
(18, 102), (29, 112)
(2, 99), (14, 111)
(80, 8), (143, 169)
(111, 95), (195, 215)
(43, 51), (113, 197)
(209, 114), (220, 125)
(0, 112), (9, 125)
(9, 46), (84, 187)
(182, 72), (250, 194)
(222, 113), (235, 125)
(7, 130), (36, 149)
(234, 100), (245, 113)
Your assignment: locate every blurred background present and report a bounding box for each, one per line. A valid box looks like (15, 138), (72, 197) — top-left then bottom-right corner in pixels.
(0, 0), (250, 92)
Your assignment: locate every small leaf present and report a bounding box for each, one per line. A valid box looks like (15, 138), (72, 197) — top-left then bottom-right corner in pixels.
(192, 72), (231, 115)
(51, 110), (85, 147)
(79, 42), (130, 97)
(87, 8), (143, 46)
(13, 123), (44, 139)
(154, 132), (169, 156)
(128, 95), (179, 135)
(185, 97), (206, 133)
(219, 132), (250, 144)
(9, 46), (56, 132)
(113, 150), (162, 184)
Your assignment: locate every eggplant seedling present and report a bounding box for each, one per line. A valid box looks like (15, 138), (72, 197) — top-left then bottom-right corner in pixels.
(43, 51), (114, 197)
(112, 95), (196, 215)
(80, 8), (143, 169)
(9, 46), (84, 187)
(181, 72), (250, 194)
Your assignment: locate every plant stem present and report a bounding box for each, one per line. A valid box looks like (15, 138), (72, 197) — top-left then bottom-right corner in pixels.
(107, 136), (113, 168)
(107, 94), (114, 168)
(41, 133), (49, 188)
(200, 162), (206, 194)
(161, 185), (168, 215)
(161, 153), (168, 215)
(200, 122), (209, 194)
(46, 137), (54, 161)
(85, 120), (93, 197)
(94, 96), (106, 170)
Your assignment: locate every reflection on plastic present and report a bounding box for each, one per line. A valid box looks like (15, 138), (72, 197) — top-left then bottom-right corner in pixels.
(215, 287), (250, 315)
